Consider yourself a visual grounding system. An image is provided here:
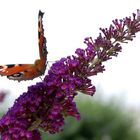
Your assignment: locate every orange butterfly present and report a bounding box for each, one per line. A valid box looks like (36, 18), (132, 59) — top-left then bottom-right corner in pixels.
(0, 10), (47, 81)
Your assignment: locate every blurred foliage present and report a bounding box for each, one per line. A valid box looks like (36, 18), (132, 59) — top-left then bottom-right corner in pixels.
(41, 95), (140, 140)
(0, 112), (3, 117)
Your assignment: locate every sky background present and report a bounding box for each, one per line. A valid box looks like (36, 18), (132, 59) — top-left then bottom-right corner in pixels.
(0, 0), (140, 110)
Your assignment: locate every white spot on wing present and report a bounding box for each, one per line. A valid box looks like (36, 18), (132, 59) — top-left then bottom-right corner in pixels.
(0, 65), (8, 72)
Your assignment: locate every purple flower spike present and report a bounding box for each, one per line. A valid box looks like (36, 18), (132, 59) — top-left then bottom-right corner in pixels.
(1, 9), (140, 139)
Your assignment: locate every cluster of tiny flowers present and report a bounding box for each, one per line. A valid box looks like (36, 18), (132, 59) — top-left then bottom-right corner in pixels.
(0, 10), (140, 140)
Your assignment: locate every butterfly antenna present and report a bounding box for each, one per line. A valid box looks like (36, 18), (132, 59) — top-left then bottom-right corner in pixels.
(39, 76), (43, 81)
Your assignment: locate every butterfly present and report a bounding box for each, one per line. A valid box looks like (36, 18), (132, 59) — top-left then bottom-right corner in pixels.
(0, 10), (47, 82)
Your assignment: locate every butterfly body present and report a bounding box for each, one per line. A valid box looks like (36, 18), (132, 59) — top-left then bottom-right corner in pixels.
(0, 10), (47, 81)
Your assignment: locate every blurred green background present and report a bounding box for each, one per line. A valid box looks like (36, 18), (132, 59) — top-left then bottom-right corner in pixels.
(41, 94), (140, 140)
(0, 92), (140, 140)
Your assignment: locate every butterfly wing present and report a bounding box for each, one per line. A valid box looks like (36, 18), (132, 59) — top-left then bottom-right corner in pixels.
(0, 64), (37, 81)
(29, 10), (48, 79)
(0, 10), (47, 81)
(38, 10), (48, 63)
